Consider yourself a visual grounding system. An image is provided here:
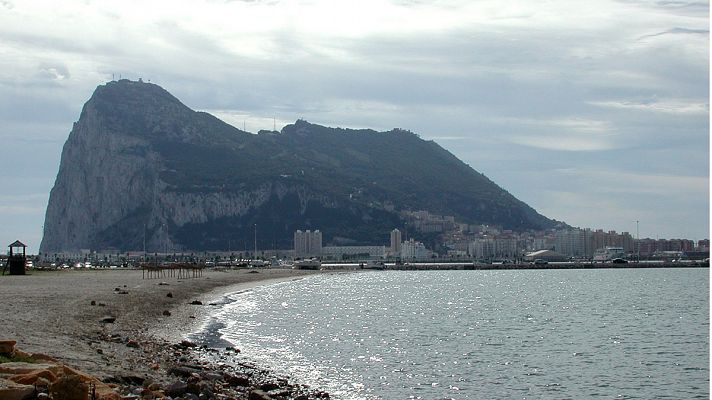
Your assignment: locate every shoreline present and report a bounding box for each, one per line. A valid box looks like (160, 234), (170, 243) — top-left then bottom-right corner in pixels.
(150, 273), (319, 346)
(0, 268), (329, 398)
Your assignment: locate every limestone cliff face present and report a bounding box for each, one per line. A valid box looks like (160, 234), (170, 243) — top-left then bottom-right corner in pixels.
(40, 80), (327, 253)
(41, 79), (558, 253)
(41, 96), (158, 253)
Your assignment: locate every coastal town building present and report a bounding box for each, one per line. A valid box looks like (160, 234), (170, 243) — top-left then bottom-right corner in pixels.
(390, 229), (402, 255)
(401, 210), (457, 233)
(468, 237), (519, 260)
(554, 229), (590, 258)
(401, 239), (429, 259)
(294, 230), (322, 258)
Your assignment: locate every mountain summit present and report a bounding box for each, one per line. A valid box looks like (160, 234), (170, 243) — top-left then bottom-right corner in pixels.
(40, 80), (557, 253)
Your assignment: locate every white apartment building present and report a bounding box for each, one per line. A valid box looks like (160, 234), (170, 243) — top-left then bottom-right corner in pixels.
(468, 237), (519, 259)
(294, 230), (322, 257)
(554, 229), (590, 258)
(401, 239), (429, 259)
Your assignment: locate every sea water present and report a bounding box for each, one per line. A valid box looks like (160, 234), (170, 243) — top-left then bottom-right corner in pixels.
(201, 269), (709, 399)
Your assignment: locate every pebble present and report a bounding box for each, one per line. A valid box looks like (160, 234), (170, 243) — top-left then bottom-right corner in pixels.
(164, 381), (188, 397)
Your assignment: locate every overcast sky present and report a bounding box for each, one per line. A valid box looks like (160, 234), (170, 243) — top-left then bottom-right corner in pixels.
(0, 0), (708, 253)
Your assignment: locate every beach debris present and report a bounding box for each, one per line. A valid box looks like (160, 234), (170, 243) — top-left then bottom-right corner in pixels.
(249, 389), (272, 400)
(224, 373), (250, 387)
(126, 340), (140, 349)
(175, 340), (198, 350)
(260, 381), (281, 391)
(158, 282), (169, 286)
(119, 375), (145, 386)
(190, 300), (203, 305)
(90, 300), (96, 306)
(162, 310), (171, 316)
(98, 303), (106, 307)
(164, 381), (188, 397)
(100, 316), (116, 324)
(168, 365), (201, 378)
(166, 292), (173, 298)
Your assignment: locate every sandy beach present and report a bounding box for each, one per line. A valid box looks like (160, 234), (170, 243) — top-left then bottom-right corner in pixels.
(0, 267), (324, 396)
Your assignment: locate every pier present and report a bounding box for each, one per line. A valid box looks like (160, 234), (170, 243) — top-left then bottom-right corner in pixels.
(141, 263), (204, 279)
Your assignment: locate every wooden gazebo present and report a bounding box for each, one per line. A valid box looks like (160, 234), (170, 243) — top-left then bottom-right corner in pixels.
(4, 240), (27, 275)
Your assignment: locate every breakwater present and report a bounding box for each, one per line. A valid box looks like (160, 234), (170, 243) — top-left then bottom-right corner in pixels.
(320, 261), (708, 271)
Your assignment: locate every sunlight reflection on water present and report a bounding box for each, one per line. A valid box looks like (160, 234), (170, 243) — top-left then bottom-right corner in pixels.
(207, 269), (709, 400)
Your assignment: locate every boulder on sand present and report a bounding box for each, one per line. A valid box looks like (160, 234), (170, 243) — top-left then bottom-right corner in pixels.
(8, 368), (58, 385)
(0, 340), (17, 355)
(49, 375), (88, 400)
(0, 378), (35, 400)
(0, 362), (63, 376)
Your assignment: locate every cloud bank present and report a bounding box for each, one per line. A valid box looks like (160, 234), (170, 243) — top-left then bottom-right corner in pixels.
(0, 0), (708, 251)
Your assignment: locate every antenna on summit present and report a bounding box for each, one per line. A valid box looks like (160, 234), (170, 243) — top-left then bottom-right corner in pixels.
(273, 117), (276, 132)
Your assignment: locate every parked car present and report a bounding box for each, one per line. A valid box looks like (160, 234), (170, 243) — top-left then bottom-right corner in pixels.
(533, 259), (548, 265)
(611, 258), (628, 264)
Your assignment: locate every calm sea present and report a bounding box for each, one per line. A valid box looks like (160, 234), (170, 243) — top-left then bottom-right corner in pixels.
(199, 269), (709, 399)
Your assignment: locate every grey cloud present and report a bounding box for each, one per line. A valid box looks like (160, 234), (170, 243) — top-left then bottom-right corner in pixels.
(617, 0), (709, 15)
(637, 26), (710, 40)
(37, 62), (71, 81)
(0, 0), (707, 246)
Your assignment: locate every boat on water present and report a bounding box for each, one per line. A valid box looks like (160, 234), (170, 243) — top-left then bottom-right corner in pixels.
(294, 259), (321, 270)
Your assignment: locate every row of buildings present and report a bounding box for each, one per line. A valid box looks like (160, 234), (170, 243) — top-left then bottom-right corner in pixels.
(294, 226), (709, 261)
(294, 228), (431, 260)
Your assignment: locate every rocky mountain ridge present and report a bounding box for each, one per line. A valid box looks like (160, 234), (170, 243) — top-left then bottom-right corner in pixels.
(40, 79), (558, 253)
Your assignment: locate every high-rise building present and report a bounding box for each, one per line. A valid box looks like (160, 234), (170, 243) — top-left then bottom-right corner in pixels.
(294, 230), (322, 257)
(390, 229), (402, 255)
(554, 229), (590, 257)
(401, 239), (429, 259)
